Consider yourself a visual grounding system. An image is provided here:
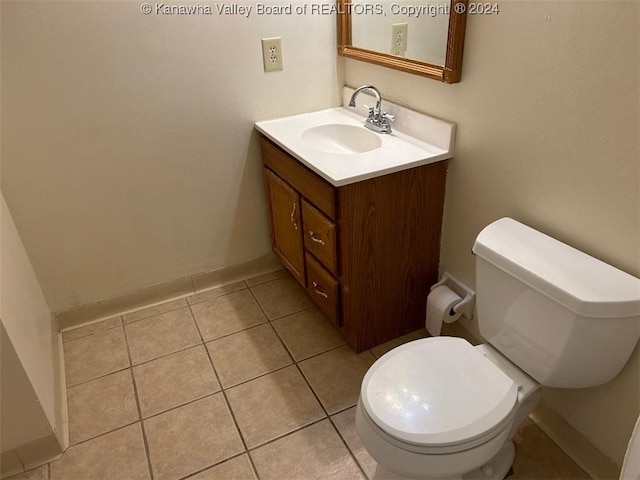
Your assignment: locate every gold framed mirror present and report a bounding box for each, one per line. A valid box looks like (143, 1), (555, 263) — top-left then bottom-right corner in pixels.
(337, 0), (469, 83)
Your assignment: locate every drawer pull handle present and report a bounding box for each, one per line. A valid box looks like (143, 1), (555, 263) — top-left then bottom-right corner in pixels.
(308, 231), (325, 245)
(312, 281), (328, 298)
(290, 202), (298, 230)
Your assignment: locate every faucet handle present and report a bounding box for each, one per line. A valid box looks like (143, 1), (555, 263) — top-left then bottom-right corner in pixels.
(382, 112), (396, 122)
(362, 104), (375, 118)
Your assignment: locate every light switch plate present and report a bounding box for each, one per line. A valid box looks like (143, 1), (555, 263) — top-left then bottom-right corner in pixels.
(262, 37), (283, 72)
(391, 23), (408, 56)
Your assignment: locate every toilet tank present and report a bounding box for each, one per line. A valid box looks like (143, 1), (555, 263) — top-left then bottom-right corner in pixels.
(472, 218), (640, 388)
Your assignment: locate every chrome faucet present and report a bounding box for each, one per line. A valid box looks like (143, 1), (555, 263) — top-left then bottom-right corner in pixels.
(348, 85), (395, 134)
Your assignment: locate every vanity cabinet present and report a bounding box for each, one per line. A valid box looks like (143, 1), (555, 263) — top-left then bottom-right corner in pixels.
(261, 136), (447, 352)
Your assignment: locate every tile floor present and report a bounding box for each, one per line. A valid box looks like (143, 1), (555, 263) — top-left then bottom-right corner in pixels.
(10, 270), (591, 480)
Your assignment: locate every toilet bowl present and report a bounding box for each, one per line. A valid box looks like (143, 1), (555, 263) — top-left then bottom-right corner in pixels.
(356, 337), (539, 479)
(356, 218), (640, 479)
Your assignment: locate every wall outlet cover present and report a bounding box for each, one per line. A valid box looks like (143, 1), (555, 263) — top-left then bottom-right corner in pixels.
(391, 23), (408, 56)
(262, 37), (283, 72)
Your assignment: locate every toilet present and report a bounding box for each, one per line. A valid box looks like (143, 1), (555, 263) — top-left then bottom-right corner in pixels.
(356, 217), (640, 479)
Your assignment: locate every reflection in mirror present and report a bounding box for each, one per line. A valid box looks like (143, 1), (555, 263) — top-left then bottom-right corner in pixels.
(351, 1), (450, 66)
(338, 0), (468, 83)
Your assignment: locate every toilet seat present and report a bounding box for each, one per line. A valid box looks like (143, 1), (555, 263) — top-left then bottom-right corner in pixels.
(361, 336), (519, 451)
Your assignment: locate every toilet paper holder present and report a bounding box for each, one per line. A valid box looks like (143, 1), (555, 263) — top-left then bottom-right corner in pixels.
(430, 272), (476, 319)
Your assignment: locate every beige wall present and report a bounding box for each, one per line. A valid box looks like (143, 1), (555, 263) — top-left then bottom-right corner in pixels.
(0, 192), (60, 469)
(1, 1), (341, 312)
(346, 0), (639, 467)
(0, 193), (56, 429)
(0, 323), (54, 453)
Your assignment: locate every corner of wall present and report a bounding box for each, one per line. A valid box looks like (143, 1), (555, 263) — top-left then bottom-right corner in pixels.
(51, 317), (69, 456)
(0, 435), (64, 479)
(530, 400), (620, 480)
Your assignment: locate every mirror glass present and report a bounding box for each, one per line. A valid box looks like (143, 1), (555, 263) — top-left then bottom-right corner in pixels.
(351, 1), (450, 66)
(338, 0), (468, 83)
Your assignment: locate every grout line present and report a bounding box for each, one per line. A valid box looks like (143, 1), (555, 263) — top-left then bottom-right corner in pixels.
(122, 325), (155, 480)
(267, 305), (317, 324)
(129, 343), (203, 369)
(201, 320), (270, 347)
(186, 281), (250, 305)
(61, 316), (123, 342)
(64, 420), (141, 449)
(186, 303), (254, 456)
(245, 279), (315, 324)
(326, 411), (370, 480)
(121, 301), (191, 327)
(244, 417), (330, 452)
(189, 274), (196, 296)
(243, 269), (288, 288)
(65, 364), (131, 389)
(137, 390), (219, 422)
(177, 452), (254, 480)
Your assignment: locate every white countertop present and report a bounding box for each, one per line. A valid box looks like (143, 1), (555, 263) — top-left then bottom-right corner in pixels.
(255, 89), (456, 187)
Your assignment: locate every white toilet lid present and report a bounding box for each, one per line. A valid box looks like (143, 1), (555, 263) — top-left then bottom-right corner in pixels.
(361, 337), (518, 447)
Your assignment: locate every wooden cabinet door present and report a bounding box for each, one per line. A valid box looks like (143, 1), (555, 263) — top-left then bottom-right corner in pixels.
(263, 169), (305, 286)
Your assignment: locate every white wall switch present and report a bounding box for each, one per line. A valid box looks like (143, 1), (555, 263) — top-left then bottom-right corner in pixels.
(261, 37), (283, 72)
(391, 23), (408, 56)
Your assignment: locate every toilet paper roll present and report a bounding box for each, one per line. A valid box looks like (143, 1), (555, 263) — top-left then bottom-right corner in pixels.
(426, 285), (463, 336)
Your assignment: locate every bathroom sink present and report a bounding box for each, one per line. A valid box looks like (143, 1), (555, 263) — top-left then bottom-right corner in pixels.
(255, 87), (456, 186)
(300, 124), (382, 155)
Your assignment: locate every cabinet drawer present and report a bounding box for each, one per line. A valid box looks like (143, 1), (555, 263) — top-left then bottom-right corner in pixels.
(305, 253), (340, 327)
(302, 200), (338, 274)
(260, 137), (336, 219)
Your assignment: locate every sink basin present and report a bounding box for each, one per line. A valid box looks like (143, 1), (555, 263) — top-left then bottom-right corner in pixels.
(300, 124), (382, 155)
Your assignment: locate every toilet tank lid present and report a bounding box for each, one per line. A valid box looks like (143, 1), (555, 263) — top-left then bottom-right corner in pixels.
(472, 218), (640, 319)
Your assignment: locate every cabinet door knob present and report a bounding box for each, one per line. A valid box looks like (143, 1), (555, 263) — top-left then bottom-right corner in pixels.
(290, 202), (298, 230)
(308, 231), (325, 245)
(312, 281), (328, 298)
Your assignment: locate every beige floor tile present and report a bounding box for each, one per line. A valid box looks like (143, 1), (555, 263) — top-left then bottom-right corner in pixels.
(189, 454), (256, 480)
(251, 420), (365, 480)
(125, 307), (201, 364)
(123, 298), (188, 324)
(332, 407), (377, 479)
(133, 345), (220, 418)
(299, 346), (375, 414)
(187, 281), (247, 305)
(245, 269), (288, 287)
(50, 424), (150, 480)
(369, 328), (429, 358)
(62, 316), (121, 342)
(191, 289), (267, 341)
(250, 276), (313, 320)
(226, 366), (325, 448)
(206, 323), (292, 388)
(144, 394), (244, 480)
(67, 369), (139, 445)
(512, 419), (590, 479)
(272, 308), (345, 361)
(5, 464), (47, 480)
(64, 326), (129, 386)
